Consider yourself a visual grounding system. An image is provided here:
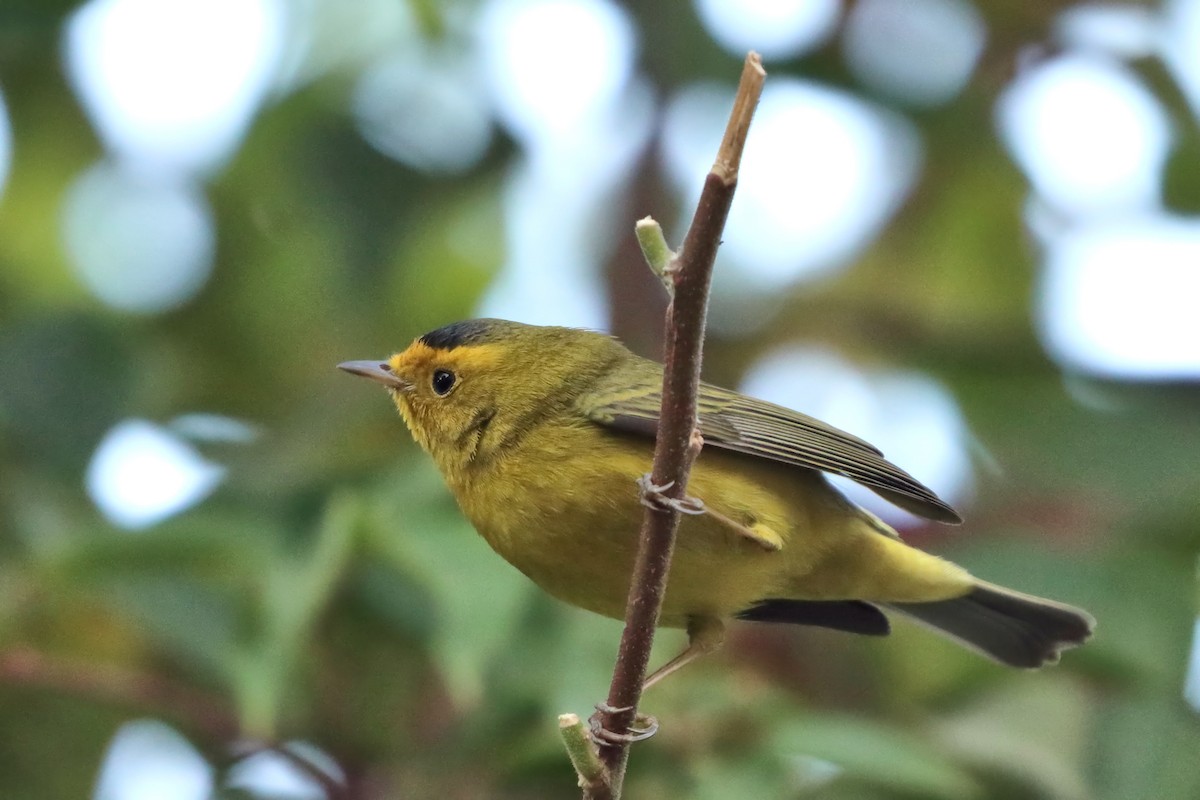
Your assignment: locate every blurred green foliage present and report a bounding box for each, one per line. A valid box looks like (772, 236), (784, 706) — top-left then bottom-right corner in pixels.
(2, 2), (1199, 799)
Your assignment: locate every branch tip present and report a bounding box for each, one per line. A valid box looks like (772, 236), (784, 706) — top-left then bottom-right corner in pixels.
(714, 51), (766, 184)
(559, 713), (609, 797)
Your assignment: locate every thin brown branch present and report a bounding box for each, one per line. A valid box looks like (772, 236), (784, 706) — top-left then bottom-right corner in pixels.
(592, 52), (765, 798)
(0, 645), (239, 742)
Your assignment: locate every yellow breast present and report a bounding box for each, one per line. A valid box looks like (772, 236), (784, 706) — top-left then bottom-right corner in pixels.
(447, 419), (907, 627)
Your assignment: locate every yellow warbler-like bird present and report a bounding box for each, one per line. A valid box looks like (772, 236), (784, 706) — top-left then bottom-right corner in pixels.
(340, 319), (1093, 685)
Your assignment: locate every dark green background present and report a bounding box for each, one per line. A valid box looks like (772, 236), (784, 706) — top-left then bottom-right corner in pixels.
(1, 2), (1197, 797)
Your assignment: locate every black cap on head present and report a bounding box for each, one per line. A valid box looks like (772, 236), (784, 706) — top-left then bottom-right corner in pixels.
(419, 319), (510, 350)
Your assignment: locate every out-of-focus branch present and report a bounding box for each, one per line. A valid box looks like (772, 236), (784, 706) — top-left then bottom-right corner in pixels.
(0, 645), (239, 741)
(0, 646), (353, 799)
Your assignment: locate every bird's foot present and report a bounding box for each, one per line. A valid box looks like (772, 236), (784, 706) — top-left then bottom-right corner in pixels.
(588, 703), (660, 747)
(637, 475), (705, 515)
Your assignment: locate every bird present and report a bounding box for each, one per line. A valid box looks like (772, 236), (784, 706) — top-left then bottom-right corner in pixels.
(340, 318), (1094, 686)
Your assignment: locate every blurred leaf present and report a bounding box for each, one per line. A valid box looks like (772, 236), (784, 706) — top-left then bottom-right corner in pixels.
(1163, 126), (1200, 214)
(933, 676), (1093, 800)
(347, 559), (438, 641)
(0, 315), (134, 471)
(690, 750), (790, 800)
(1092, 690), (1200, 800)
(361, 462), (532, 706)
(231, 491), (360, 737)
(92, 575), (240, 683)
(0, 689), (127, 800)
(41, 512), (272, 583)
(771, 713), (981, 800)
(383, 181), (503, 337)
(27, 514), (274, 676)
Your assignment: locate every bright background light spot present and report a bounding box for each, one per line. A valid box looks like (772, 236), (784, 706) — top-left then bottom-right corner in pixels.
(93, 720), (213, 800)
(475, 153), (616, 329)
(477, 0), (635, 143)
(353, 47), (493, 174)
(1161, 0), (1200, 120)
(693, 0), (839, 61)
(0, 88), (10, 202)
(1056, 3), (1159, 59)
(226, 743), (340, 800)
(474, 0), (650, 329)
(1183, 616), (1200, 712)
(62, 162), (214, 313)
(169, 413), (260, 444)
(740, 346), (970, 527)
(64, 0), (283, 173)
(662, 79), (920, 332)
(997, 54), (1169, 217)
(789, 754), (846, 792)
(86, 419), (225, 530)
(273, 0), (420, 92)
(475, 80), (654, 329)
(1038, 216), (1200, 379)
(843, 0), (986, 106)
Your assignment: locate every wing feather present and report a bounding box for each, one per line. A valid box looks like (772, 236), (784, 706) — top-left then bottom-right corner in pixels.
(584, 380), (962, 525)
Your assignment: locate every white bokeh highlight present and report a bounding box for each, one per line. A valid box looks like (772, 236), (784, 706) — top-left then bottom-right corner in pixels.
(474, 0), (649, 329)
(1038, 216), (1200, 379)
(169, 413), (260, 444)
(477, 0), (635, 143)
(694, 0), (839, 61)
(0, 88), (10, 202)
(1184, 617), (1200, 713)
(62, 163), (215, 313)
(93, 720), (213, 800)
(843, 0), (986, 106)
(65, 0), (283, 173)
(86, 419), (225, 529)
(1056, 3), (1160, 59)
(226, 743), (341, 800)
(1162, 0), (1200, 120)
(997, 54), (1169, 217)
(662, 79), (920, 331)
(353, 47), (493, 174)
(740, 346), (971, 527)
(272, 0), (420, 92)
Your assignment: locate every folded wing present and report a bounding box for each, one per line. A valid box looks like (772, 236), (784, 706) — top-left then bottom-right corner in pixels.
(582, 380), (962, 525)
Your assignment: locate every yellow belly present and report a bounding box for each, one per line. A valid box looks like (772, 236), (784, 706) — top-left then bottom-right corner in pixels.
(451, 421), (972, 627)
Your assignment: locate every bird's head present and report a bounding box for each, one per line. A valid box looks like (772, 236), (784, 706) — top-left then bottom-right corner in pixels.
(340, 318), (621, 474)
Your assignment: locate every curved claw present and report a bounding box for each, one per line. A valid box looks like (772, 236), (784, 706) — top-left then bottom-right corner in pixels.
(637, 474), (705, 515)
(627, 714), (659, 741)
(587, 709), (661, 748)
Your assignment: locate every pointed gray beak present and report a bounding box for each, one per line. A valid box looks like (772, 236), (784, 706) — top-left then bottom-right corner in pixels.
(337, 360), (412, 391)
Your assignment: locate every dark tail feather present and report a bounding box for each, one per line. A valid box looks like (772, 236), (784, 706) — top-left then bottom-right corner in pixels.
(737, 599), (890, 636)
(887, 582), (1095, 668)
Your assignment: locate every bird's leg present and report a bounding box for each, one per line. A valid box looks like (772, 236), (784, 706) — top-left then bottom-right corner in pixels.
(643, 616), (725, 691)
(703, 507), (783, 551)
(588, 619), (722, 745)
(637, 475), (781, 551)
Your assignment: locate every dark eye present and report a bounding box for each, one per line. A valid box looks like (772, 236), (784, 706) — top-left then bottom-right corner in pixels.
(431, 368), (456, 396)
